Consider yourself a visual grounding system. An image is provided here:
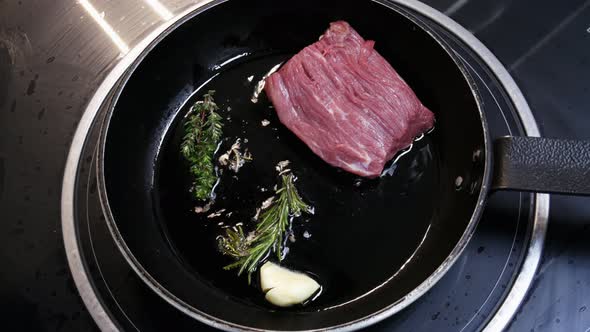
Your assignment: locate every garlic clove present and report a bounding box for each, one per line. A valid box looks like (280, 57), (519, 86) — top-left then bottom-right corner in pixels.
(260, 262), (320, 307)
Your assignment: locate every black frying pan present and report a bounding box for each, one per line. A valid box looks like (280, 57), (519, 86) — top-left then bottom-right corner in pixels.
(97, 0), (590, 331)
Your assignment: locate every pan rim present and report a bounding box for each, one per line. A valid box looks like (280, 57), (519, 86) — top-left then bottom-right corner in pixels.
(61, 0), (549, 331)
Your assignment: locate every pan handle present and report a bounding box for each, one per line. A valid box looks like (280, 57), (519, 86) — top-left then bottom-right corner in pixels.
(492, 136), (590, 195)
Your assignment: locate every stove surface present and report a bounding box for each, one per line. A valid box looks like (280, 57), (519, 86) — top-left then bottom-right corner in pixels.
(1, 0), (589, 331)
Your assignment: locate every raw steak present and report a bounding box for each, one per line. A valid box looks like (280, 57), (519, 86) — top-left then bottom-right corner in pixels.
(264, 21), (435, 178)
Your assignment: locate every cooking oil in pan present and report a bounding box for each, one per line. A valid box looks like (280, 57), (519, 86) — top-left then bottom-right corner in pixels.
(155, 54), (438, 311)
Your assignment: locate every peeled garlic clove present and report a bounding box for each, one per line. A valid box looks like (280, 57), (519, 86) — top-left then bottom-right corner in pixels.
(260, 262), (320, 307)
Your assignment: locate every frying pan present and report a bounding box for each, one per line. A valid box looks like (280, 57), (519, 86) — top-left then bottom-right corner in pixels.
(96, 0), (590, 330)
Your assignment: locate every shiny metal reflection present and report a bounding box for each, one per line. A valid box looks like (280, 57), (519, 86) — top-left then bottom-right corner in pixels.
(78, 0), (130, 55)
(143, 0), (174, 21)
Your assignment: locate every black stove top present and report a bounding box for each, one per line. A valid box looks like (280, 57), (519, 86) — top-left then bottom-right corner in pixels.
(1, 0), (589, 331)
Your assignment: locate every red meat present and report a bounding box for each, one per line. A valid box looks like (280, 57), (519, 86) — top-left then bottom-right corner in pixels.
(265, 21), (434, 178)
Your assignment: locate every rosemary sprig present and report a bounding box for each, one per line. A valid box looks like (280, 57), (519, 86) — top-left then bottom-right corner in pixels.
(218, 171), (312, 282)
(180, 91), (223, 201)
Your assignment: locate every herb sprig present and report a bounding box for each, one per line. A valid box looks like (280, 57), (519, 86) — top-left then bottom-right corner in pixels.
(181, 91), (223, 201)
(218, 171), (312, 281)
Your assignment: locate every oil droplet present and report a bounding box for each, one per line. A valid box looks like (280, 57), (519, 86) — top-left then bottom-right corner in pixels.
(455, 176), (464, 190)
(472, 149), (482, 162)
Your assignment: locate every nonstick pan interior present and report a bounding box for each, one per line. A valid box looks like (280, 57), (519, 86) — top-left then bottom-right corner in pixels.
(99, 0), (488, 330)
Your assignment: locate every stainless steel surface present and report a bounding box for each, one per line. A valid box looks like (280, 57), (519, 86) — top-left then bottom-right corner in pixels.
(60, 2), (217, 331)
(55, 0), (548, 331)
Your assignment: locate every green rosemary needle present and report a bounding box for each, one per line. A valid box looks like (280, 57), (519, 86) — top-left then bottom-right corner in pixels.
(180, 90), (223, 201)
(218, 171), (312, 282)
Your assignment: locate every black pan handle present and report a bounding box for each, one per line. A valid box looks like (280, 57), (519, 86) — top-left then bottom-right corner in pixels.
(492, 136), (590, 195)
